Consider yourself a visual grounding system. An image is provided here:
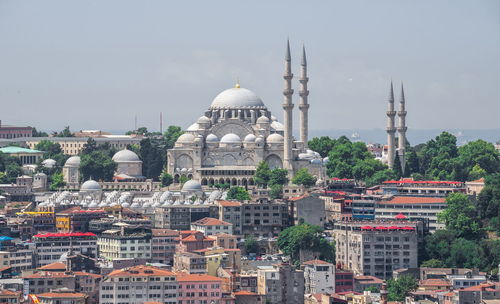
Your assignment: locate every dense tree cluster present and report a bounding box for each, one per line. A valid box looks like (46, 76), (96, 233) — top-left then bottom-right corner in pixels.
(0, 153), (22, 183)
(277, 223), (335, 266)
(34, 140), (68, 190)
(253, 161), (289, 198)
(226, 186), (251, 201)
(387, 275), (418, 302)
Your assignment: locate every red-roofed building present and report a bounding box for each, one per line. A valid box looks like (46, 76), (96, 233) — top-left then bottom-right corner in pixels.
(381, 179), (466, 197)
(217, 200), (242, 235)
(24, 271), (76, 294)
(353, 275), (383, 293)
(191, 217), (233, 236)
(376, 196), (447, 232)
(151, 228), (180, 265)
(0, 289), (21, 303)
(176, 273), (224, 304)
(34, 291), (88, 304)
(100, 265), (178, 304)
(55, 206), (107, 232)
(176, 231), (215, 253)
(32, 232), (97, 267)
(234, 290), (263, 304)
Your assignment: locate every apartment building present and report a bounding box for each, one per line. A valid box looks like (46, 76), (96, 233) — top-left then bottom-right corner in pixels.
(241, 201), (289, 237)
(97, 227), (152, 261)
(288, 195), (326, 226)
(32, 232), (97, 267)
(381, 179), (466, 197)
(191, 217), (233, 236)
(99, 265), (178, 304)
(177, 273), (223, 304)
(151, 229), (180, 265)
(257, 263), (304, 304)
(173, 252), (207, 274)
(333, 220), (421, 280)
(303, 259), (335, 294)
(154, 205), (218, 230)
(217, 200), (242, 235)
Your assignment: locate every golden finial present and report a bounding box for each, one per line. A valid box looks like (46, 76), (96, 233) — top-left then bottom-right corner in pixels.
(235, 77), (240, 88)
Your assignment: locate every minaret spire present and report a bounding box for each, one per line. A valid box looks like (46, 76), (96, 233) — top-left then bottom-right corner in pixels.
(283, 39), (294, 172)
(299, 44), (309, 148)
(397, 83), (407, 174)
(386, 81), (396, 169)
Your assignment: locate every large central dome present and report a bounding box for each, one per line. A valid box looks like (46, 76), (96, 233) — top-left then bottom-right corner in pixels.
(210, 86), (266, 109)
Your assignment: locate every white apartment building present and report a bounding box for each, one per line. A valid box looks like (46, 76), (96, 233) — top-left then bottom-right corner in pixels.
(97, 230), (151, 261)
(333, 220), (421, 280)
(32, 232), (97, 267)
(99, 265), (178, 304)
(0, 246), (33, 273)
(190, 217), (233, 236)
(375, 196), (447, 232)
(303, 259), (335, 294)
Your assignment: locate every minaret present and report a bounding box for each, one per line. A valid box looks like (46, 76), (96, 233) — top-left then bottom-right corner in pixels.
(283, 40), (294, 171)
(386, 82), (396, 169)
(397, 83), (407, 174)
(299, 45), (309, 148)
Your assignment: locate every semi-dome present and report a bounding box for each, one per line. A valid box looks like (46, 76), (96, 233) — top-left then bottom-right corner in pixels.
(267, 133), (284, 143)
(210, 87), (266, 109)
(256, 116), (270, 124)
(244, 134), (256, 142)
(65, 156), (81, 167)
(81, 179), (101, 191)
(206, 134), (219, 142)
(182, 179), (202, 192)
(187, 123), (200, 131)
(112, 149), (141, 162)
(176, 133), (195, 143)
(197, 116), (211, 124)
(220, 133), (241, 144)
(270, 121), (284, 131)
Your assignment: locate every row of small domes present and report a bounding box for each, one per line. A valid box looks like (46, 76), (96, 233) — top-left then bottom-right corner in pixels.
(64, 149), (141, 167)
(177, 132), (284, 144)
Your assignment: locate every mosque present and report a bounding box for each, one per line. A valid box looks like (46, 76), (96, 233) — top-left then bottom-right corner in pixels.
(166, 41), (326, 187)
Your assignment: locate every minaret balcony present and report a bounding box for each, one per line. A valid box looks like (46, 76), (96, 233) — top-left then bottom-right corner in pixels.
(386, 111), (396, 116)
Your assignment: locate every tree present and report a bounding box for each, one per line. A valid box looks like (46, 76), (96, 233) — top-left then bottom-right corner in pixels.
(406, 150), (420, 176)
(365, 286), (380, 293)
(277, 223), (335, 264)
(477, 173), (500, 234)
(244, 236), (259, 255)
(387, 275), (418, 302)
(0, 172), (7, 184)
(457, 140), (499, 180)
(420, 258), (445, 268)
(126, 127), (149, 136)
(393, 154), (403, 178)
(269, 168), (288, 186)
(308, 136), (336, 158)
(80, 138), (98, 155)
(139, 138), (165, 180)
(160, 171), (173, 187)
(469, 164), (487, 181)
(31, 127), (48, 137)
(49, 172), (66, 190)
(163, 126), (184, 149)
(226, 187), (251, 201)
(5, 162), (22, 183)
(365, 169), (396, 187)
(179, 175), (189, 185)
(292, 168), (317, 188)
(254, 161), (271, 188)
(54, 126), (74, 137)
(269, 184), (283, 199)
(80, 151), (117, 181)
(437, 193), (482, 239)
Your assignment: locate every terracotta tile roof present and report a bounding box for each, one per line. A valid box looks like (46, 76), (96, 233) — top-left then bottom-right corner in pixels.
(108, 265), (175, 277)
(37, 262), (66, 271)
(420, 279), (452, 286)
(152, 228), (180, 237)
(212, 232), (236, 237)
(37, 292), (87, 298)
(288, 194), (309, 201)
(0, 289), (20, 296)
(24, 271), (74, 279)
(0, 266), (11, 272)
(73, 271), (102, 279)
(355, 275), (384, 284)
(382, 196), (446, 205)
(217, 200), (242, 207)
(303, 259), (332, 265)
(176, 273), (223, 282)
(192, 217), (232, 226)
(234, 290), (257, 296)
(459, 283), (495, 291)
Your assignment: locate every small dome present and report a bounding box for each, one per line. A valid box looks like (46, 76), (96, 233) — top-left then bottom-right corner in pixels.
(143, 202), (152, 208)
(176, 133), (195, 143)
(271, 115), (277, 121)
(244, 134), (257, 142)
(270, 121), (284, 131)
(81, 179), (101, 191)
(210, 87), (266, 109)
(187, 123), (200, 131)
(256, 116), (270, 124)
(182, 180), (202, 192)
(267, 133), (284, 143)
(206, 134), (219, 142)
(121, 202), (130, 208)
(88, 202), (99, 208)
(112, 149), (141, 162)
(65, 156), (81, 167)
(197, 116), (211, 124)
(255, 135), (264, 144)
(130, 202), (140, 208)
(42, 159), (56, 168)
(220, 133), (241, 144)
(310, 159), (322, 165)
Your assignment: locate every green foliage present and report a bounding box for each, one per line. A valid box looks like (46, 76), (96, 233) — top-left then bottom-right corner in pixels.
(437, 193), (482, 238)
(420, 258), (445, 268)
(179, 175), (189, 185)
(393, 154), (403, 178)
(54, 126), (74, 137)
(139, 138), (165, 180)
(406, 149), (420, 176)
(365, 286), (380, 293)
(269, 168), (288, 186)
(277, 223), (335, 265)
(214, 183), (230, 190)
(387, 275), (418, 302)
(244, 235), (259, 255)
(269, 184), (283, 199)
(226, 186), (251, 201)
(0, 172), (7, 184)
(160, 171), (173, 187)
(308, 136), (336, 158)
(163, 126), (184, 149)
(127, 127), (149, 136)
(254, 161), (271, 188)
(35, 140), (67, 168)
(80, 138), (98, 155)
(477, 173), (500, 234)
(365, 169), (396, 187)
(0, 153), (22, 183)
(49, 172), (66, 190)
(80, 150), (117, 181)
(456, 140), (499, 180)
(291, 168), (317, 188)
(31, 127), (48, 137)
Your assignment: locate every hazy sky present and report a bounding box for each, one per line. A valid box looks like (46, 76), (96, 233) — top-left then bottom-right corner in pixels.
(1, 0), (499, 134)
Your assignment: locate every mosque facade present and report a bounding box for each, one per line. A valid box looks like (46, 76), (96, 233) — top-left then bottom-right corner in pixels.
(167, 42), (326, 187)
